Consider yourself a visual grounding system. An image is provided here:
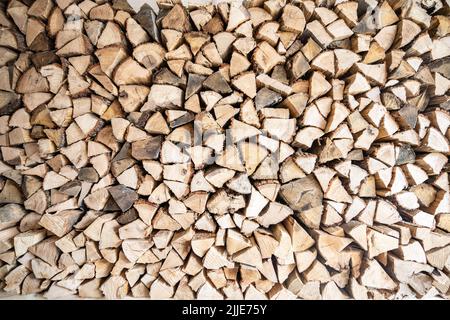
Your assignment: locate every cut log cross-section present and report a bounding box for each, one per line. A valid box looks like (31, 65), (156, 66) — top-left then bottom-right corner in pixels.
(0, 0), (449, 301)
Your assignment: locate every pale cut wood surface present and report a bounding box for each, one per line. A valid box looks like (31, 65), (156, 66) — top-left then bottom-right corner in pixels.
(0, 0), (449, 300)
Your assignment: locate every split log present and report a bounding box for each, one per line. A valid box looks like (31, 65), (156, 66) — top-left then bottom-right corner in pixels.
(0, 0), (448, 301)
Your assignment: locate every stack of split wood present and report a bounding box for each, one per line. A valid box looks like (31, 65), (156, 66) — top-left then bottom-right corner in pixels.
(0, 0), (449, 300)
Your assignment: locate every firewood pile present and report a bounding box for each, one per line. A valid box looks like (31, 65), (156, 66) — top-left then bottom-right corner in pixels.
(0, 0), (449, 300)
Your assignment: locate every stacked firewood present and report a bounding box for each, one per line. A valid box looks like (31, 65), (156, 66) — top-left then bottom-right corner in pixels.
(0, 0), (449, 299)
